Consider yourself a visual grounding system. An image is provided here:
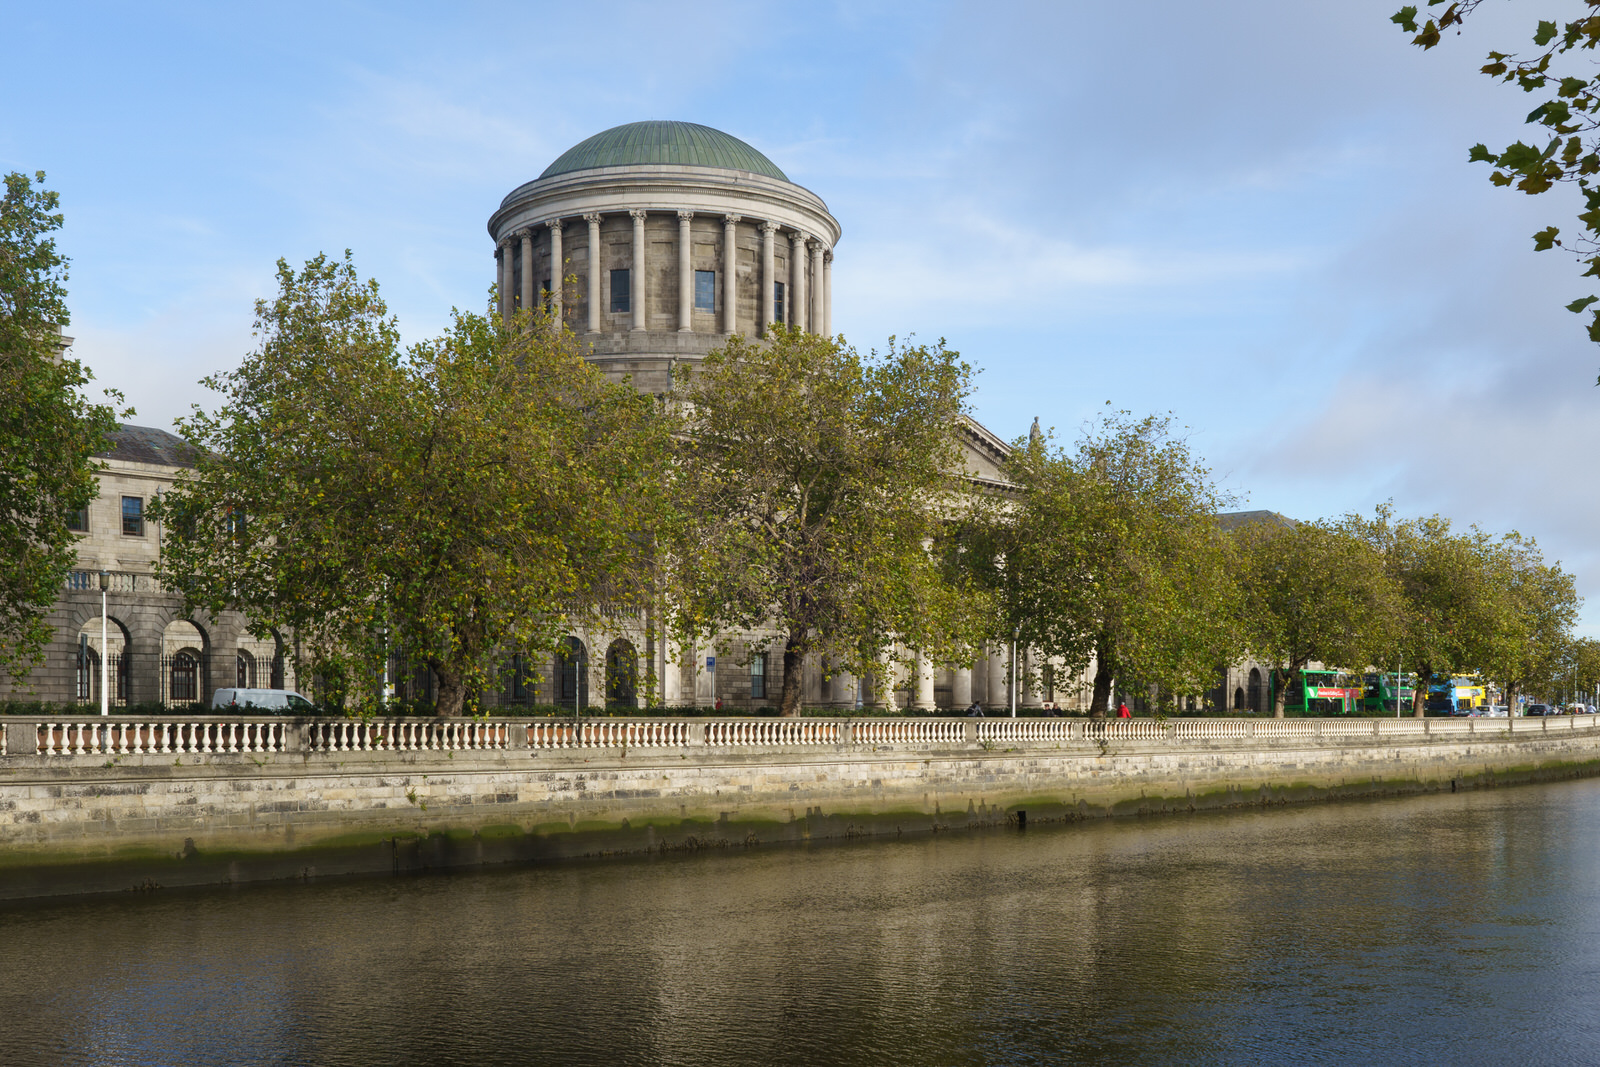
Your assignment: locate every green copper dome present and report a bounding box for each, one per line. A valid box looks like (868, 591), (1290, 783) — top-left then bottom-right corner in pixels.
(539, 121), (788, 182)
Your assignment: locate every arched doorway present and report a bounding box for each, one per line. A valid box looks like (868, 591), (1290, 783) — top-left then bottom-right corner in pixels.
(606, 639), (638, 709)
(1234, 687), (1245, 711)
(236, 649), (256, 688)
(555, 637), (588, 711)
(162, 619), (207, 706)
(1248, 668), (1264, 714)
(75, 617), (130, 706)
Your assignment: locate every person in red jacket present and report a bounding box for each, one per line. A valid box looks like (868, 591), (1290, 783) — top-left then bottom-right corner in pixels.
(1117, 701), (1131, 718)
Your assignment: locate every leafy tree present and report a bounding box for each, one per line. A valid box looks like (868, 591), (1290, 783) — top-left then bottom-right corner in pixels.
(1234, 519), (1404, 717)
(1565, 633), (1600, 703)
(1341, 505), (1523, 716)
(154, 253), (670, 715)
(667, 330), (985, 717)
(1475, 532), (1581, 709)
(964, 410), (1239, 717)
(1392, 1), (1600, 375)
(0, 170), (122, 682)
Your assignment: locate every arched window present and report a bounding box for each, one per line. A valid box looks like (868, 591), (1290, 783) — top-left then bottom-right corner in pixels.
(1234, 687), (1245, 711)
(606, 639), (638, 708)
(1247, 668), (1263, 713)
(236, 650), (256, 688)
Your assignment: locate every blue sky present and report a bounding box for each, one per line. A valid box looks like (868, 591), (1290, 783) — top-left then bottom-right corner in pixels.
(7, 1), (1599, 631)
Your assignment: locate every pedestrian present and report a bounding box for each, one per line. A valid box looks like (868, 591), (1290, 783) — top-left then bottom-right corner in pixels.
(1118, 700), (1131, 719)
(966, 701), (984, 717)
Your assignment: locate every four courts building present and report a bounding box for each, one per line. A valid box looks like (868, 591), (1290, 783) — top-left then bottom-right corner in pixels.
(5, 120), (1267, 714)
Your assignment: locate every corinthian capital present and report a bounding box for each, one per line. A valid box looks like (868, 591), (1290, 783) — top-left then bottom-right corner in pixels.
(724, 213), (743, 225)
(629, 208), (648, 221)
(677, 210), (694, 221)
(582, 212), (603, 224)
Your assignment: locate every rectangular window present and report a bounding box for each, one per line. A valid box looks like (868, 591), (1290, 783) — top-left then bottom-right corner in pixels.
(774, 281), (786, 325)
(695, 270), (716, 312)
(121, 496), (144, 537)
(610, 269), (630, 313)
(67, 506), (88, 533)
(750, 653), (767, 701)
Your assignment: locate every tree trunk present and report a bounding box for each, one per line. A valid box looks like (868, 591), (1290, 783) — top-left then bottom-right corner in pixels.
(434, 666), (468, 718)
(1273, 668), (1290, 719)
(1412, 668), (1429, 718)
(1089, 657), (1113, 718)
(780, 636), (805, 717)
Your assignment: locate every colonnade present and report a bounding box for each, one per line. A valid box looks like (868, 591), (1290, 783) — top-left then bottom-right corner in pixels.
(495, 211), (833, 337)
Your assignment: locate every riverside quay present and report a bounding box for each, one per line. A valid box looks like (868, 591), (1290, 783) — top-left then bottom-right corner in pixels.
(3, 711), (1600, 901)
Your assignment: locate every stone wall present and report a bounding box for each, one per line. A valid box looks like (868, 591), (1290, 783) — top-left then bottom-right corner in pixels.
(2, 715), (1598, 900)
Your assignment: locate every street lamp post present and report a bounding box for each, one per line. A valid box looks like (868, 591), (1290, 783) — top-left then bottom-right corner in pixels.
(98, 570), (110, 717)
(1010, 625), (1020, 718)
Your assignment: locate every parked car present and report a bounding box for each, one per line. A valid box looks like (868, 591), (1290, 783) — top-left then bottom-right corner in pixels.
(1526, 703), (1551, 717)
(1480, 704), (1508, 718)
(211, 688), (317, 714)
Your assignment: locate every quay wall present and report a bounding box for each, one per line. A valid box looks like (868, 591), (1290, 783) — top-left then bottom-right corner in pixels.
(2, 715), (1598, 900)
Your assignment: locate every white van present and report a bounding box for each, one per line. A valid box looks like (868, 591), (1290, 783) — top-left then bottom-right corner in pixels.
(211, 688), (317, 714)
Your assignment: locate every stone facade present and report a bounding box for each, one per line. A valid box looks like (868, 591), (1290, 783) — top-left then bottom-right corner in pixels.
(0, 426), (294, 708)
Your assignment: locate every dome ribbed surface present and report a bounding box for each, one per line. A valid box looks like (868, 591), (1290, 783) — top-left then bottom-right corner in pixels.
(539, 121), (787, 181)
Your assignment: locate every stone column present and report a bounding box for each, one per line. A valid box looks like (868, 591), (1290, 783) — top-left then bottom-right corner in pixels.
(761, 222), (778, 331)
(496, 238), (511, 322)
(811, 242), (825, 336)
(662, 634), (686, 706)
(677, 211), (694, 332)
(546, 219), (563, 321)
(823, 250), (833, 336)
(722, 214), (740, 335)
(986, 643), (1008, 710)
(832, 666), (857, 711)
(953, 664), (973, 708)
(913, 652), (936, 711)
(1021, 650), (1043, 709)
(519, 229), (534, 314)
(629, 209), (648, 332)
(584, 213), (603, 333)
(790, 231), (809, 333)
(867, 647), (895, 710)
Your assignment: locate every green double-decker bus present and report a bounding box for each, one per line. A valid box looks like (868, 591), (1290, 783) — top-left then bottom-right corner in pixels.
(1276, 669), (1364, 715)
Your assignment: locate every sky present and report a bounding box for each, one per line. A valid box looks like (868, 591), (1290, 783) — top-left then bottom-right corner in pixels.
(5, 1), (1598, 631)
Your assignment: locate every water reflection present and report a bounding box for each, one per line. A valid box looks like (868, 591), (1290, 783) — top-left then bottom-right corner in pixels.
(5, 780), (1600, 1065)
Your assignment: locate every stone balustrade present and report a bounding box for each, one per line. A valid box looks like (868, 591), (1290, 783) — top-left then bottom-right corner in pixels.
(4, 713), (1591, 763)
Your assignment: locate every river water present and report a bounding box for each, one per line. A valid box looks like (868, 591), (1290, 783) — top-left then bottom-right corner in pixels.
(4, 779), (1600, 1066)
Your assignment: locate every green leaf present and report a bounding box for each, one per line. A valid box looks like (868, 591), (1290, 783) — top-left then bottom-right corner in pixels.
(1468, 143), (1495, 163)
(1535, 226), (1562, 251)
(1534, 20), (1559, 47)
(1566, 296), (1598, 313)
(1392, 6), (1419, 32)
